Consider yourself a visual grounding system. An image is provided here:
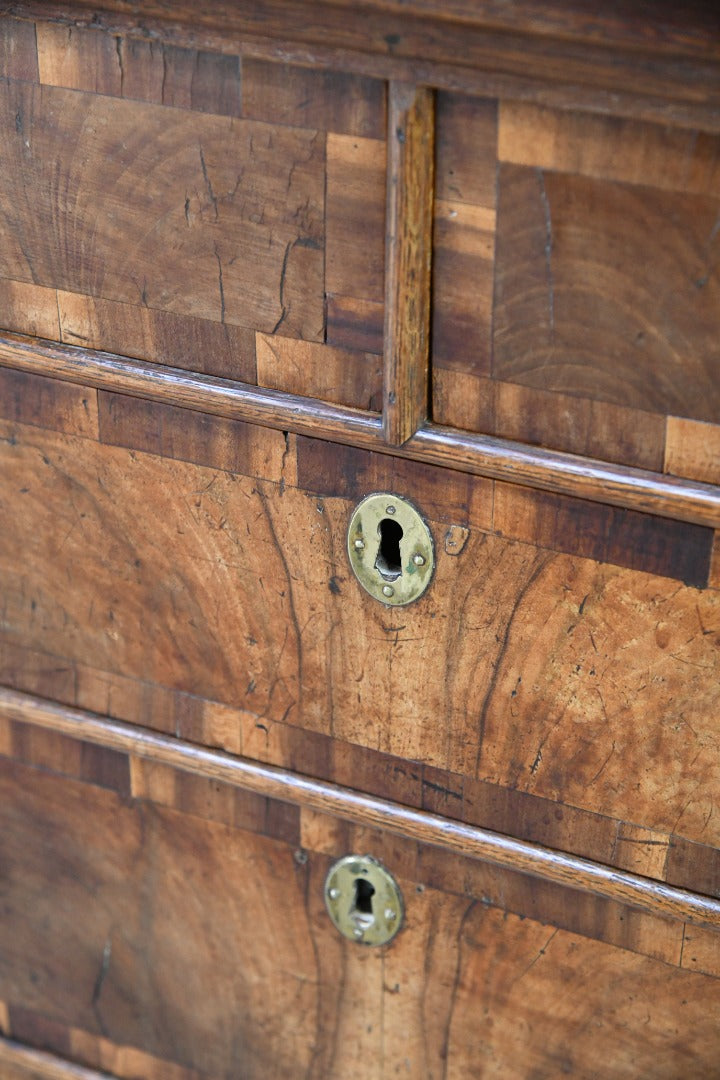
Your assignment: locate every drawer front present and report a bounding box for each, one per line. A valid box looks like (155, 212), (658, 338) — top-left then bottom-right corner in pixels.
(1, 8), (720, 1079)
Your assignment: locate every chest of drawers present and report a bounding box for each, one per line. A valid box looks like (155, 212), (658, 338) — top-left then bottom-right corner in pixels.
(0, 3), (719, 1077)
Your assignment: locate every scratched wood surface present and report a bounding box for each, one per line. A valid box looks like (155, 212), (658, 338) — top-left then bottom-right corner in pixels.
(1, 385), (719, 860)
(0, 21), (386, 411)
(1, 9), (720, 1078)
(0, 753), (719, 1079)
(432, 90), (720, 476)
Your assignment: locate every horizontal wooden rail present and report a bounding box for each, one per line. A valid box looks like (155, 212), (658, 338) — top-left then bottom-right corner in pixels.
(0, 1037), (107, 1079)
(1, 333), (719, 528)
(7, 0), (720, 133)
(2, 685), (720, 932)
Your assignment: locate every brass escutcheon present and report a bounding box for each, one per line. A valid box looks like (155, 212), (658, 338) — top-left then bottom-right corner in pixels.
(324, 854), (404, 946)
(347, 492), (434, 606)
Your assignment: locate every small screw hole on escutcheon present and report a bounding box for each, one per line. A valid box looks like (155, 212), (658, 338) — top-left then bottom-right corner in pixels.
(375, 518), (403, 581)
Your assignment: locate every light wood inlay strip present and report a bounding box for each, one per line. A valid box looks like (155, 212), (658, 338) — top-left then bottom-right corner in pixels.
(0, 1037), (108, 1079)
(2, 685), (720, 931)
(383, 82), (434, 445)
(1, 334), (719, 527)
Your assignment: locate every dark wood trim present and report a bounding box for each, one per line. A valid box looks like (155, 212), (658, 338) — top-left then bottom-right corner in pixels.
(2, 333), (720, 528)
(4, 1), (720, 132)
(3, 685), (720, 931)
(0, 1037), (107, 1079)
(383, 83), (434, 446)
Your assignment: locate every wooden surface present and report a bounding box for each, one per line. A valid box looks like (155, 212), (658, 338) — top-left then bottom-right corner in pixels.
(0, 1040), (109, 1080)
(5, 685), (720, 930)
(382, 83), (433, 444)
(0, 751), (718, 1078)
(2, 334), (720, 530)
(1, 393), (719, 853)
(5, 2), (720, 132)
(1, 7), (720, 1077)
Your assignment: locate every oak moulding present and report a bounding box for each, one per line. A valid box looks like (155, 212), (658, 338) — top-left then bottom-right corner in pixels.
(0, 333), (719, 529)
(2, 685), (720, 932)
(3, 0), (720, 133)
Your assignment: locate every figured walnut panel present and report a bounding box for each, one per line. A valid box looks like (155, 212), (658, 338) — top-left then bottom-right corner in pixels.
(0, 81), (325, 339)
(493, 163), (720, 421)
(1, 408), (719, 849)
(0, 756), (719, 1078)
(2, 632), (719, 903)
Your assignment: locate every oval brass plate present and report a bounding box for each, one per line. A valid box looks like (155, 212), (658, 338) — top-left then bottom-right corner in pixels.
(347, 492), (434, 606)
(324, 854), (404, 946)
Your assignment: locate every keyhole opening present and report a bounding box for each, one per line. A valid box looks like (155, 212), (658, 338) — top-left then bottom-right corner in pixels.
(351, 877), (376, 929)
(375, 518), (404, 581)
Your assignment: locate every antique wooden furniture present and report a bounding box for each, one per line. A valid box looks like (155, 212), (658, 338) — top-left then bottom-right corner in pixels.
(0, 2), (719, 1076)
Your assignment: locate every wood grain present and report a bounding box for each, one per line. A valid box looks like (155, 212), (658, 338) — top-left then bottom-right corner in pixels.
(665, 416), (720, 485)
(711, 533), (720, 590)
(499, 101), (720, 196)
(2, 757), (720, 1079)
(325, 132), (386, 303)
(0, 81), (325, 338)
(493, 163), (720, 422)
(242, 56), (385, 137)
(493, 480), (713, 586)
(666, 838), (720, 902)
(295, 434), (494, 530)
(255, 332), (383, 411)
(0, 1039), (108, 1080)
(0, 365), (98, 439)
(58, 291), (258, 384)
(3, 335), (718, 527)
(36, 22), (242, 116)
(434, 91), (497, 206)
(431, 91), (496, 378)
(9, 2), (720, 132)
(431, 201), (495, 378)
(0, 634), (672, 884)
(433, 369), (666, 471)
(97, 391), (291, 483)
(2, 686), (720, 931)
(325, 295), (384, 355)
(383, 82), (434, 445)
(0, 279), (60, 341)
(4, 415), (718, 844)
(0, 663), (718, 962)
(7, 633), (716, 901)
(0, 16), (38, 81)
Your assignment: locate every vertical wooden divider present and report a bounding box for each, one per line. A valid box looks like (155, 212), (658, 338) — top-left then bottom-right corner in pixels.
(383, 82), (435, 446)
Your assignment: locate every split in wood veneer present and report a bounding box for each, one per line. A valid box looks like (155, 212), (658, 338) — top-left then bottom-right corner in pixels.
(383, 82), (434, 445)
(1, 333), (719, 528)
(2, 685), (720, 932)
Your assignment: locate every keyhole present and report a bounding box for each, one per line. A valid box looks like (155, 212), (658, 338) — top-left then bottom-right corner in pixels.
(351, 877), (376, 928)
(375, 518), (404, 581)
